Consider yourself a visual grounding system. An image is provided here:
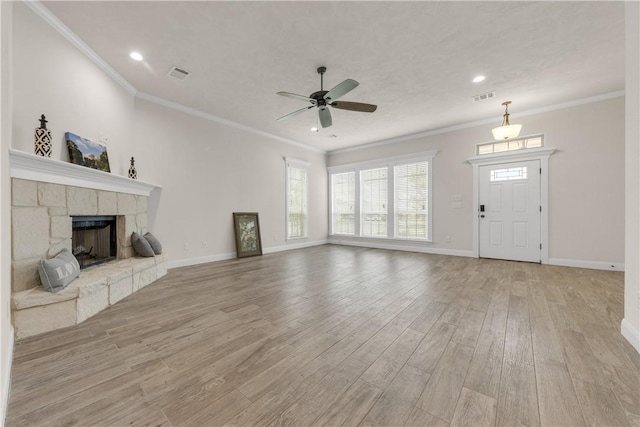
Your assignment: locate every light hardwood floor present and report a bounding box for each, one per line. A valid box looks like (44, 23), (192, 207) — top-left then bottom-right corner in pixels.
(6, 245), (640, 426)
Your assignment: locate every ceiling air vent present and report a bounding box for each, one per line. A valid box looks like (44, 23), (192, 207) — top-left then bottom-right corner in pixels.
(168, 66), (190, 80)
(472, 91), (495, 102)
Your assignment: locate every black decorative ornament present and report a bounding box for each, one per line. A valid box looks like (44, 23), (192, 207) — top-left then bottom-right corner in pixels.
(34, 114), (52, 157)
(128, 157), (137, 179)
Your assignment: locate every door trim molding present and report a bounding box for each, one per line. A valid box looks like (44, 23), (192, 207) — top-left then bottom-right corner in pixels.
(468, 148), (556, 263)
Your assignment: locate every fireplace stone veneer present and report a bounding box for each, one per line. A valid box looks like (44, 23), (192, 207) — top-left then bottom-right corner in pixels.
(9, 150), (165, 339)
(11, 178), (147, 292)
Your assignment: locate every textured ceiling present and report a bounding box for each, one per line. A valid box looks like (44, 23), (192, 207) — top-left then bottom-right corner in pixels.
(43, 1), (625, 152)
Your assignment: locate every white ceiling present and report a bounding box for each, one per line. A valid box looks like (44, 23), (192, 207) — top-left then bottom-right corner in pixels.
(43, 1), (625, 152)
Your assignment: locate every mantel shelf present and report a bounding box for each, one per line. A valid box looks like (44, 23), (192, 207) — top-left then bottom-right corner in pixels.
(9, 149), (161, 196)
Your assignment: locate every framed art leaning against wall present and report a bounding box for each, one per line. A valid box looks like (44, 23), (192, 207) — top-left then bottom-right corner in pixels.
(233, 212), (262, 258)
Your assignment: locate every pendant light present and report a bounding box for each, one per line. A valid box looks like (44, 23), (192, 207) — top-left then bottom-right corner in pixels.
(492, 101), (522, 140)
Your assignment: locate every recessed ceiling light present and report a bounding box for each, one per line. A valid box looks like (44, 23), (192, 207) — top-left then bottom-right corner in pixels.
(310, 127), (318, 132)
(472, 75), (486, 83)
(129, 52), (143, 61)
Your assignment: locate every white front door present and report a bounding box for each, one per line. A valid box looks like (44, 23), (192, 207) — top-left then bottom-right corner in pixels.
(479, 160), (541, 262)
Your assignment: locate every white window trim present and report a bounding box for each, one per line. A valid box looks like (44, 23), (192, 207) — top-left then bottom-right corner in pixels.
(467, 146), (555, 263)
(328, 149), (437, 242)
(285, 157), (309, 241)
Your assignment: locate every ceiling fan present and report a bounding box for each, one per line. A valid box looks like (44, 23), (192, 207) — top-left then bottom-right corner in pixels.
(276, 66), (377, 128)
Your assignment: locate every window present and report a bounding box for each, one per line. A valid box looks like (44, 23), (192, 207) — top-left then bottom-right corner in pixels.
(395, 162), (428, 239)
(361, 168), (388, 237)
(331, 172), (355, 235)
(490, 166), (528, 181)
(328, 150), (435, 242)
(476, 135), (543, 156)
(286, 158), (308, 239)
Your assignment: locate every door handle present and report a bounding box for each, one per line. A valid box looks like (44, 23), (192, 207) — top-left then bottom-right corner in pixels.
(480, 215), (485, 218)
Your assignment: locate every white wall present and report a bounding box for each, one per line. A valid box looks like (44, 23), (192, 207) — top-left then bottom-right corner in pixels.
(11, 2), (135, 176)
(328, 97), (626, 267)
(10, 2), (328, 270)
(0, 2), (13, 425)
(623, 1), (640, 353)
(133, 98), (327, 265)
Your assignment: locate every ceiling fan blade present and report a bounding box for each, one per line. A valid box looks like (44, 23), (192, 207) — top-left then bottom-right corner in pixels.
(276, 105), (314, 122)
(277, 91), (316, 104)
(319, 107), (332, 128)
(330, 101), (377, 113)
(323, 79), (359, 102)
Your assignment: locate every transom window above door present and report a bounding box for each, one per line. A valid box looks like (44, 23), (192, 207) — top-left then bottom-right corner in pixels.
(476, 135), (543, 156)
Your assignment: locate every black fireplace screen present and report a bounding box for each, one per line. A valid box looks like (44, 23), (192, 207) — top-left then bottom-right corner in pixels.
(71, 216), (117, 269)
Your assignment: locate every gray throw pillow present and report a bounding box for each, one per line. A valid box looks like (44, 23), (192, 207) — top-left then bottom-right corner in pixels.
(132, 232), (155, 257)
(144, 232), (162, 255)
(38, 248), (81, 293)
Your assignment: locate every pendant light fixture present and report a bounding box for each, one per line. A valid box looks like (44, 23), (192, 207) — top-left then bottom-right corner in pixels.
(492, 101), (522, 140)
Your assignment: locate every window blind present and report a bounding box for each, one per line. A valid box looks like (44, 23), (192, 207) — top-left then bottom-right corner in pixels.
(360, 167), (388, 237)
(331, 172), (355, 235)
(286, 160), (308, 239)
(394, 161), (428, 239)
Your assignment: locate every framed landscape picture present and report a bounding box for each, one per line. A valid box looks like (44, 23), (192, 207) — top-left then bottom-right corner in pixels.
(65, 132), (111, 172)
(233, 212), (262, 258)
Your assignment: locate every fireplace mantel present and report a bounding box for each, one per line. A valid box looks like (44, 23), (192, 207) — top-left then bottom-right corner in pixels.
(9, 149), (161, 196)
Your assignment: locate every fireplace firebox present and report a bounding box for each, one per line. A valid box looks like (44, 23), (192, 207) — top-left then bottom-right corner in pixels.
(71, 216), (117, 269)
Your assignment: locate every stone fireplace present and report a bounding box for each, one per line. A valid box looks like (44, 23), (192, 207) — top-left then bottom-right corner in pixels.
(10, 149), (165, 339)
(11, 179), (147, 292)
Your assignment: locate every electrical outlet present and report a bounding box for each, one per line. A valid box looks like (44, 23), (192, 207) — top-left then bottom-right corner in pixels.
(202, 241), (208, 248)
(445, 235), (452, 243)
(183, 242), (190, 251)
(274, 235), (278, 241)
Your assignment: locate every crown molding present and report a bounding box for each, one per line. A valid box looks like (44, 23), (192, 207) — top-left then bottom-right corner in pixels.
(328, 90), (625, 156)
(25, 1), (325, 155)
(25, 0), (137, 95)
(25, 0), (623, 157)
(135, 92), (326, 154)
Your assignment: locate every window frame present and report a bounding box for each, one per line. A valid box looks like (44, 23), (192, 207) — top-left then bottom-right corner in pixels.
(328, 150), (436, 243)
(285, 157), (309, 241)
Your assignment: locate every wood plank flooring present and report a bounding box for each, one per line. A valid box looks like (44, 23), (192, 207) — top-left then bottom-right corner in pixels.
(6, 245), (639, 426)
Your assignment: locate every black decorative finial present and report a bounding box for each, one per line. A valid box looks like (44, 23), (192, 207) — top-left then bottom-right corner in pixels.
(38, 114), (48, 129)
(130, 157), (135, 164)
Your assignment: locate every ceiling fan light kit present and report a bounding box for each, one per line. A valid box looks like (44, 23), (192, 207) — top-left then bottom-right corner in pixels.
(492, 101), (522, 140)
(276, 66), (377, 128)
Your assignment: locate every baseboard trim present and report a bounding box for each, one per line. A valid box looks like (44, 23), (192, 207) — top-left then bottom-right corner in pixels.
(621, 318), (640, 354)
(1, 326), (14, 427)
(262, 239), (328, 254)
(547, 258), (624, 272)
(167, 240), (329, 270)
(328, 238), (475, 258)
(168, 252), (236, 269)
